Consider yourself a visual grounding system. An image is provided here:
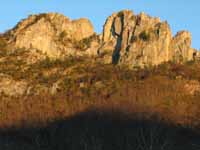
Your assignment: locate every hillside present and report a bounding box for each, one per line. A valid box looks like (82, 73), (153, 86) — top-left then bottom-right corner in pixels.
(0, 10), (200, 97)
(0, 10), (200, 150)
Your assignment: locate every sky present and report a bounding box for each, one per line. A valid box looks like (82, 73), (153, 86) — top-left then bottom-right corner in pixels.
(0, 0), (199, 49)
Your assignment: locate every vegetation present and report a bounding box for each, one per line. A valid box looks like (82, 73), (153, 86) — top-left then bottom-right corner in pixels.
(117, 10), (125, 17)
(1, 52), (200, 149)
(0, 36), (7, 55)
(0, 37), (6, 48)
(58, 32), (99, 50)
(73, 33), (99, 50)
(139, 30), (150, 41)
(59, 31), (68, 40)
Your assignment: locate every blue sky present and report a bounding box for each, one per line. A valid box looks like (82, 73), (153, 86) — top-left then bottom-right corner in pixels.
(0, 0), (199, 49)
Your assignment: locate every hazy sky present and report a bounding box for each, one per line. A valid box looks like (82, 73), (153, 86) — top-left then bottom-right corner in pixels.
(0, 0), (199, 48)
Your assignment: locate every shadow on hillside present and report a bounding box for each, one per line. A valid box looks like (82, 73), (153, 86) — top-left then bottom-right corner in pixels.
(0, 108), (200, 150)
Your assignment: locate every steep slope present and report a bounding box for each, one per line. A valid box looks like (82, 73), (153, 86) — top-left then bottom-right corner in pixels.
(0, 10), (199, 97)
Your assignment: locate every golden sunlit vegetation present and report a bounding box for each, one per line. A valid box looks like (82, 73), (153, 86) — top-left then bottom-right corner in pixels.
(1, 8), (200, 150)
(1, 56), (200, 149)
(1, 60), (200, 126)
(0, 35), (8, 56)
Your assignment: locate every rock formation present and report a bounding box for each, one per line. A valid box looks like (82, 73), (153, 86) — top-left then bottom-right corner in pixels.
(0, 10), (199, 97)
(2, 10), (199, 67)
(171, 31), (194, 62)
(7, 13), (95, 58)
(100, 10), (197, 68)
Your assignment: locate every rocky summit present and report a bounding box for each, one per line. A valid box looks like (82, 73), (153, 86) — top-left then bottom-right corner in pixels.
(100, 10), (196, 68)
(2, 10), (198, 67)
(0, 10), (200, 97)
(7, 13), (95, 59)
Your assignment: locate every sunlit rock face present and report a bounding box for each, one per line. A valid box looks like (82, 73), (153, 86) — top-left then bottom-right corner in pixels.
(171, 31), (194, 62)
(8, 13), (95, 58)
(0, 10), (198, 97)
(4, 10), (197, 68)
(100, 10), (196, 68)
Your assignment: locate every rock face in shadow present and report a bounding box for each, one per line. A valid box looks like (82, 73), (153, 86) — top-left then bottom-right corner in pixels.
(100, 10), (196, 68)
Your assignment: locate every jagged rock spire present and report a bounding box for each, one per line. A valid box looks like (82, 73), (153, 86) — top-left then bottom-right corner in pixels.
(3, 10), (197, 68)
(100, 10), (196, 68)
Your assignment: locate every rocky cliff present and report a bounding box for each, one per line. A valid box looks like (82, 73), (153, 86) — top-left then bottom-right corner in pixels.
(3, 10), (197, 68)
(7, 13), (96, 59)
(100, 10), (196, 68)
(0, 10), (199, 97)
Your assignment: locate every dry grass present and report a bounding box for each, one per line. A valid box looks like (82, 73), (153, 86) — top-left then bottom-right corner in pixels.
(1, 58), (200, 149)
(1, 61), (200, 128)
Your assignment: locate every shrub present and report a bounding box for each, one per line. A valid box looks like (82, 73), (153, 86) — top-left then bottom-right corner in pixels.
(117, 10), (124, 17)
(0, 36), (7, 51)
(73, 40), (87, 50)
(139, 31), (150, 41)
(59, 31), (67, 40)
(73, 34), (99, 50)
